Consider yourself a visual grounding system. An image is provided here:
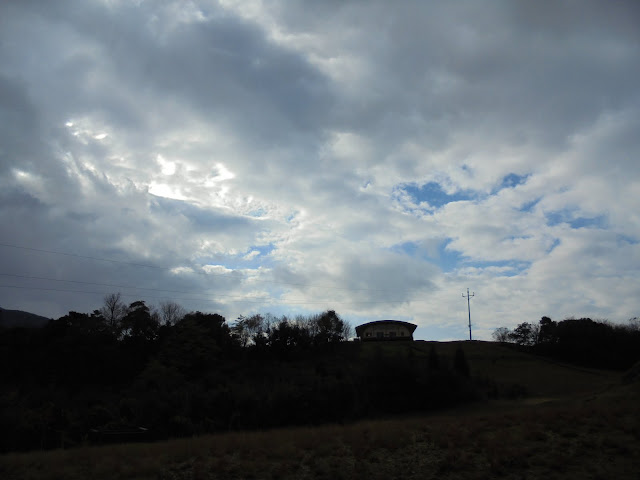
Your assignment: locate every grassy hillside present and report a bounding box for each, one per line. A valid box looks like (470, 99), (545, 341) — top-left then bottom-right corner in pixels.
(416, 340), (618, 397)
(360, 340), (618, 397)
(1, 341), (637, 480)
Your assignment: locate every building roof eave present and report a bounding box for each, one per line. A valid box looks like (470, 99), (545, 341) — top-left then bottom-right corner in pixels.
(355, 319), (418, 336)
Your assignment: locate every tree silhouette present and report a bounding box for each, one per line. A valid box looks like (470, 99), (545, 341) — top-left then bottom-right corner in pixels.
(158, 301), (186, 326)
(537, 316), (557, 344)
(509, 322), (537, 346)
(232, 314), (266, 347)
(310, 310), (351, 346)
(100, 292), (127, 334)
(121, 301), (159, 342)
(492, 327), (511, 343)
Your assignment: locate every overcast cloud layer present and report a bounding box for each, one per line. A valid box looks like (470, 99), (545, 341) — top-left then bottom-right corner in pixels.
(1, 0), (639, 340)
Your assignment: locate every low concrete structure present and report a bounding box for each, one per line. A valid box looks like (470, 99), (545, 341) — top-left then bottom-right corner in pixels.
(355, 320), (417, 341)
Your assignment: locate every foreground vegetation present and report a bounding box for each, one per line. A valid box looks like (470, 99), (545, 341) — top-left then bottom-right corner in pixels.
(493, 316), (640, 369)
(2, 298), (639, 478)
(1, 369), (638, 479)
(1, 301), (484, 453)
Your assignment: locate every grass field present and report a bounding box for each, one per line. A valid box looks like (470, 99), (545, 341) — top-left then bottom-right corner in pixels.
(1, 341), (638, 480)
(415, 340), (618, 397)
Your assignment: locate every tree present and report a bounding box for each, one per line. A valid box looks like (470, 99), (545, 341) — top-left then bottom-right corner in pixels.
(161, 311), (234, 374)
(120, 301), (159, 342)
(492, 327), (511, 343)
(232, 314), (266, 347)
(100, 293), (127, 333)
(178, 311), (233, 350)
(158, 301), (186, 326)
(537, 316), (557, 344)
(626, 317), (640, 332)
(266, 317), (311, 356)
(509, 322), (536, 346)
(310, 310), (351, 345)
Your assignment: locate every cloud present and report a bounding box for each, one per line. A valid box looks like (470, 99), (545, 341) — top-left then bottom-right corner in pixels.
(0, 1), (639, 339)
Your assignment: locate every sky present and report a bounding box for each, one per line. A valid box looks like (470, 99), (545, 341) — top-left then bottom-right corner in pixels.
(1, 0), (639, 341)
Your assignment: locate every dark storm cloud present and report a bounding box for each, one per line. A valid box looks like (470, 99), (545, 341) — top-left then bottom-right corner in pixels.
(0, 75), (43, 174)
(59, 1), (332, 143)
(270, 0), (640, 160)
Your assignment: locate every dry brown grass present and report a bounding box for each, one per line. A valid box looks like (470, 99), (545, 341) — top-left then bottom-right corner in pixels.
(2, 386), (639, 480)
(2, 344), (636, 480)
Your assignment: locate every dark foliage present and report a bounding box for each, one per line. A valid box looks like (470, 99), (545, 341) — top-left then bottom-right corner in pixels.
(494, 316), (640, 370)
(0, 301), (479, 453)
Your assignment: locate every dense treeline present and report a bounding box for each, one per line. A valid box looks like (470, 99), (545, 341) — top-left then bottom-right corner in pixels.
(0, 295), (476, 453)
(493, 316), (640, 370)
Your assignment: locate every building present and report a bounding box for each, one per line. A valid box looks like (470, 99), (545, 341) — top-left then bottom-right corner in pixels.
(355, 320), (417, 341)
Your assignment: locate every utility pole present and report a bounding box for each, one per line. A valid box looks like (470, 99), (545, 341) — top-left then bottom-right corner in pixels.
(462, 288), (475, 340)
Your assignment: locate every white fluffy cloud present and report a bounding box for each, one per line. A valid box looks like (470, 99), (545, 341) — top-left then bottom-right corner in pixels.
(1, 0), (639, 339)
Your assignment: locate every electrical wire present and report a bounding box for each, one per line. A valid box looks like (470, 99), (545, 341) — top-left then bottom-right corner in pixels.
(0, 242), (416, 294)
(0, 284), (418, 306)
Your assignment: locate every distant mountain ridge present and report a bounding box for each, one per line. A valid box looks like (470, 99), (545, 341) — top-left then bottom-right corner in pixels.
(0, 307), (51, 328)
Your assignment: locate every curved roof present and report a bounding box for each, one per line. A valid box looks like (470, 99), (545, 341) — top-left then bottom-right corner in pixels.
(355, 319), (417, 336)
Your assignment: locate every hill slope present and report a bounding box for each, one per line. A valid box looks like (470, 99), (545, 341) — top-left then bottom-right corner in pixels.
(355, 340), (619, 399)
(413, 340), (618, 398)
(0, 307), (50, 328)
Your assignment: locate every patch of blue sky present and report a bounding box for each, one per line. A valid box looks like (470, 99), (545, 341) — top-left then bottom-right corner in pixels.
(247, 208), (267, 218)
(437, 240), (465, 272)
(616, 234), (639, 246)
(401, 181), (476, 209)
(569, 216), (608, 229)
(547, 238), (561, 254)
(391, 242), (419, 257)
(391, 239), (531, 276)
(545, 209), (608, 229)
(495, 173), (529, 193)
(519, 197), (541, 213)
(285, 212), (298, 223)
(390, 239), (464, 273)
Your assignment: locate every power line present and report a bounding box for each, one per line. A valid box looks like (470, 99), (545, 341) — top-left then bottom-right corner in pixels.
(0, 272), (203, 296)
(0, 284), (267, 304)
(0, 242), (413, 294)
(0, 242), (164, 270)
(0, 283), (422, 306)
(0, 273), (337, 303)
(0, 273), (416, 303)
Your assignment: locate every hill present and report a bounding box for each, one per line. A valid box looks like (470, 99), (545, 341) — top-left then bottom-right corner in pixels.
(0, 307), (50, 328)
(2, 341), (637, 479)
(414, 340), (617, 398)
